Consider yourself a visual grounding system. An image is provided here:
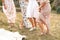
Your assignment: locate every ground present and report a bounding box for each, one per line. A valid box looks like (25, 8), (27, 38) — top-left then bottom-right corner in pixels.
(0, 11), (60, 40)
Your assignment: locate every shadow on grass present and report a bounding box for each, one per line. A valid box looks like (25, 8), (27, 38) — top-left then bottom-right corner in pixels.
(40, 33), (58, 40)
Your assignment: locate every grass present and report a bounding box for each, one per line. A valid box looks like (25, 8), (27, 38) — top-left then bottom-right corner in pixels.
(0, 11), (60, 40)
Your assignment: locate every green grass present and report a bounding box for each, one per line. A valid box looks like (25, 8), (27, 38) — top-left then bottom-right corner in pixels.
(0, 11), (60, 40)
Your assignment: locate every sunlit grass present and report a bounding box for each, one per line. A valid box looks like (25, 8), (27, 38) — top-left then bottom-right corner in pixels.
(0, 11), (60, 40)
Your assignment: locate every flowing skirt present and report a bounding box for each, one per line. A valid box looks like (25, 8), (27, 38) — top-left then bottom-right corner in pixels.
(2, 0), (16, 23)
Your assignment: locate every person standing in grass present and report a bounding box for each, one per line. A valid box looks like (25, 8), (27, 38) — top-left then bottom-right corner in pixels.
(25, 0), (40, 31)
(19, 0), (32, 29)
(2, 0), (16, 28)
(38, 0), (51, 35)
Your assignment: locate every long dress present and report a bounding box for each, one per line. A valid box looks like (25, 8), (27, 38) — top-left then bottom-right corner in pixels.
(2, 0), (16, 23)
(19, 0), (32, 28)
(39, 0), (51, 27)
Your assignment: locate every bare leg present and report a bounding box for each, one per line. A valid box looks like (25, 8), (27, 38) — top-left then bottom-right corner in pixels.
(28, 18), (36, 31)
(40, 19), (49, 34)
(28, 18), (34, 27)
(39, 13), (49, 34)
(19, 20), (24, 29)
(38, 21), (44, 35)
(33, 17), (36, 27)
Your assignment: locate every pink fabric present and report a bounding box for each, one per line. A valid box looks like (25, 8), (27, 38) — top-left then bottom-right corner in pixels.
(39, 0), (51, 27)
(2, 0), (16, 23)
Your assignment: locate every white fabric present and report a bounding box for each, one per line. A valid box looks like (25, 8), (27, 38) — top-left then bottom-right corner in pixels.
(19, 0), (32, 28)
(26, 0), (39, 19)
(0, 28), (26, 40)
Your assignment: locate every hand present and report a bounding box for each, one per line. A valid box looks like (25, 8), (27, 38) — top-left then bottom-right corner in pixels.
(39, 7), (41, 12)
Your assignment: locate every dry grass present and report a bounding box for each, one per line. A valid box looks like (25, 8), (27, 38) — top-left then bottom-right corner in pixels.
(0, 11), (60, 40)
